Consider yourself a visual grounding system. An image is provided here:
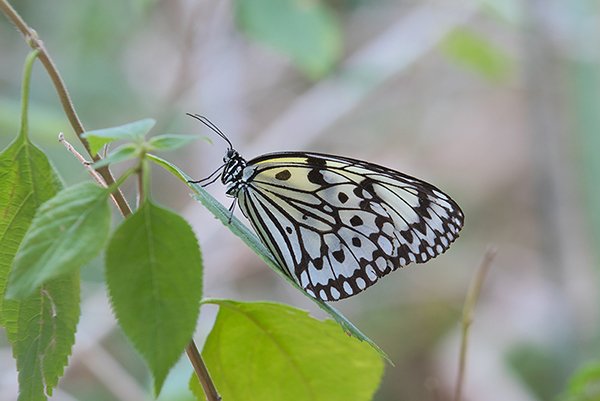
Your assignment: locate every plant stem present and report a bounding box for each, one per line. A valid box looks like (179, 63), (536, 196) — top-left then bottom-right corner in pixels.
(186, 341), (221, 401)
(18, 49), (39, 140)
(453, 248), (496, 401)
(1, 1), (218, 398)
(137, 156), (153, 207)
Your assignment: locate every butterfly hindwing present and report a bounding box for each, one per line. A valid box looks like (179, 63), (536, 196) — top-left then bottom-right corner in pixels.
(236, 152), (464, 301)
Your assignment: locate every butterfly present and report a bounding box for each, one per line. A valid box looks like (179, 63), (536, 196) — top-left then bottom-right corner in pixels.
(188, 114), (464, 301)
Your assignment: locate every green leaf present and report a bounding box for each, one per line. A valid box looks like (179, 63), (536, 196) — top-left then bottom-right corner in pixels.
(0, 126), (78, 401)
(106, 201), (203, 395)
(147, 154), (390, 362)
(234, 0), (341, 79)
(148, 134), (201, 151)
(0, 137), (61, 318)
(82, 118), (156, 155)
(91, 143), (139, 169)
(6, 182), (111, 299)
(563, 361), (600, 401)
(3, 274), (80, 401)
(190, 300), (384, 401)
(441, 28), (512, 81)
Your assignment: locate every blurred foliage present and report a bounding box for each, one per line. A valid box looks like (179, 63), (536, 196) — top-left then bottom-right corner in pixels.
(570, 52), (600, 266)
(561, 361), (600, 401)
(477, 0), (521, 24)
(233, 0), (342, 79)
(441, 28), (512, 82)
(506, 343), (574, 401)
(359, 300), (459, 400)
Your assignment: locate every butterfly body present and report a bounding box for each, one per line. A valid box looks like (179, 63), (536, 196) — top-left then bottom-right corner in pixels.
(219, 149), (464, 301)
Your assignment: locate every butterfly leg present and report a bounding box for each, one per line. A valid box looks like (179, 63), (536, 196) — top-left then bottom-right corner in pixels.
(227, 198), (238, 224)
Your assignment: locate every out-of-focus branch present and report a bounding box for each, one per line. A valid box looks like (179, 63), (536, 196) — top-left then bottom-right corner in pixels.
(453, 248), (496, 401)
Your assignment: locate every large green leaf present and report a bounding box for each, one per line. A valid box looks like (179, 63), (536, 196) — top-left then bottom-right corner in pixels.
(105, 201), (203, 395)
(234, 0), (341, 79)
(190, 300), (384, 401)
(147, 154), (389, 361)
(6, 182), (110, 299)
(0, 50), (80, 401)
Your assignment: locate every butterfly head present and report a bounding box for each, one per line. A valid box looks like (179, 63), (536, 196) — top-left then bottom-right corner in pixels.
(221, 148), (248, 197)
(186, 113), (250, 196)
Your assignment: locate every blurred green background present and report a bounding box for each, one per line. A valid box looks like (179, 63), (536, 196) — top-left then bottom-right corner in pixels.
(1, 0), (600, 400)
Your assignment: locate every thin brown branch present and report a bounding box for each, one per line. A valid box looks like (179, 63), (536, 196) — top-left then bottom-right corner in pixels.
(59, 133), (124, 210)
(186, 341), (221, 401)
(453, 248), (496, 401)
(58, 133), (105, 186)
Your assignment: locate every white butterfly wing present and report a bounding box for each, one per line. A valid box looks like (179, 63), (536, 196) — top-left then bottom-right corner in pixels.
(236, 152), (464, 301)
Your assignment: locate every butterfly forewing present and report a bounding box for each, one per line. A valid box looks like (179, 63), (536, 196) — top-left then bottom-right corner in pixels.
(235, 152), (464, 301)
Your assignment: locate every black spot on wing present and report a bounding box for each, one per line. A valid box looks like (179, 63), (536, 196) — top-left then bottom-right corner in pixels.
(307, 169), (327, 185)
(332, 249), (345, 263)
(350, 215), (363, 227)
(275, 169), (291, 181)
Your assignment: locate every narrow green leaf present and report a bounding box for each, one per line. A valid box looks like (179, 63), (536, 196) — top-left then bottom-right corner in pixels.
(91, 143), (139, 169)
(441, 28), (512, 81)
(234, 0), (341, 79)
(147, 134), (201, 151)
(190, 300), (384, 401)
(106, 201), (203, 395)
(6, 182), (110, 299)
(82, 118), (156, 155)
(147, 154), (390, 361)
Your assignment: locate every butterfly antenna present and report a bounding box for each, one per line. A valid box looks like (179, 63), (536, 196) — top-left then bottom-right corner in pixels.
(186, 113), (234, 149)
